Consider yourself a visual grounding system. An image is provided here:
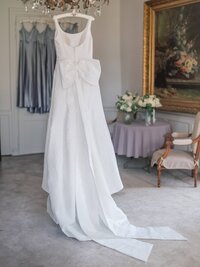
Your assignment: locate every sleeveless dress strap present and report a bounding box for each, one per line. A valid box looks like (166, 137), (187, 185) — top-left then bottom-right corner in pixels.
(53, 16), (60, 30)
(53, 16), (92, 33)
(53, 16), (92, 27)
(53, 16), (92, 48)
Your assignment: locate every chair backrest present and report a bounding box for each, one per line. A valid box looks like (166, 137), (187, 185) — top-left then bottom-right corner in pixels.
(192, 112), (200, 153)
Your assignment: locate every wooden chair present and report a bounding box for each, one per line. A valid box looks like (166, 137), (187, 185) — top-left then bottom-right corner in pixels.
(151, 112), (200, 187)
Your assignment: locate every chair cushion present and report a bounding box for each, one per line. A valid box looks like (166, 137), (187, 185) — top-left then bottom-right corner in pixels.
(172, 132), (189, 138)
(151, 149), (196, 170)
(173, 138), (192, 145)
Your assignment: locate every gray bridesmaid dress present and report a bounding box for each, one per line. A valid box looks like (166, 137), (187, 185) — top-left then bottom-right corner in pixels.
(17, 22), (78, 114)
(17, 24), (56, 113)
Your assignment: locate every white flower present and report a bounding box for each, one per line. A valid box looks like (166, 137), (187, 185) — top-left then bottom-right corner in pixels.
(137, 94), (162, 108)
(127, 95), (133, 101)
(127, 100), (132, 107)
(122, 95), (129, 100)
(134, 96), (140, 103)
(116, 91), (140, 113)
(138, 100), (146, 107)
(120, 105), (126, 111)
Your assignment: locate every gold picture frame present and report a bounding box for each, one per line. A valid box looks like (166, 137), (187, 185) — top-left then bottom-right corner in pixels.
(143, 0), (200, 113)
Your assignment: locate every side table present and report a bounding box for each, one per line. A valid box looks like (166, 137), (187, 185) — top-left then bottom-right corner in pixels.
(112, 120), (171, 168)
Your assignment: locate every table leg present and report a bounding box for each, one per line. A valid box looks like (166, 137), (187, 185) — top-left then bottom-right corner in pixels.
(143, 157), (151, 173)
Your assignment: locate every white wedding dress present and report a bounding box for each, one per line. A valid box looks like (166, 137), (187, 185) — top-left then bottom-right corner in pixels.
(42, 16), (185, 262)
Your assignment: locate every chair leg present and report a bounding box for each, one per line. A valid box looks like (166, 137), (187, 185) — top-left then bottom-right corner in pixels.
(193, 167), (198, 187)
(157, 167), (161, 188)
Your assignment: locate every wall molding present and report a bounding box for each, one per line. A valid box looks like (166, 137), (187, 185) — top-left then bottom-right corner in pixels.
(0, 112), (11, 155)
(103, 106), (117, 121)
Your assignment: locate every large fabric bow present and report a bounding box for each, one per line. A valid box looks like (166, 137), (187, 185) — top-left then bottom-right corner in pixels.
(59, 59), (101, 89)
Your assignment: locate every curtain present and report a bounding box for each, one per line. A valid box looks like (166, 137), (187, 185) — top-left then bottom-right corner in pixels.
(17, 22), (78, 114)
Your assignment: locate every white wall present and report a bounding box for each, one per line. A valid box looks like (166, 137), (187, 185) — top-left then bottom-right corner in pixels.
(120, 0), (145, 94)
(93, 1), (122, 111)
(0, 0), (15, 155)
(0, 0), (122, 155)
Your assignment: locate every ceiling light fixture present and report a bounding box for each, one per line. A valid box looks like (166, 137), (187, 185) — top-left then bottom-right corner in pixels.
(20, 0), (109, 15)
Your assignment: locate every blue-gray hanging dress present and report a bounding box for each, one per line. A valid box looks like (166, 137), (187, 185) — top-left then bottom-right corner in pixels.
(17, 24), (56, 113)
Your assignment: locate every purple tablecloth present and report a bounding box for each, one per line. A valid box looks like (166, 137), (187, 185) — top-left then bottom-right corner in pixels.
(112, 120), (171, 158)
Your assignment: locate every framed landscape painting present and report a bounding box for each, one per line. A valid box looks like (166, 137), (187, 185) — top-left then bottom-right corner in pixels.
(143, 0), (200, 113)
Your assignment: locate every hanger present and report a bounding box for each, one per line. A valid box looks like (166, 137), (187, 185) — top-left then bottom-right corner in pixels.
(53, 9), (95, 22)
(18, 17), (54, 25)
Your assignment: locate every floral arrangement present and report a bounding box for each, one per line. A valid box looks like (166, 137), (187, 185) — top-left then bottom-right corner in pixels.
(116, 91), (140, 113)
(167, 50), (198, 79)
(166, 7), (199, 79)
(138, 94), (162, 113)
(115, 93), (162, 125)
(137, 94), (162, 125)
